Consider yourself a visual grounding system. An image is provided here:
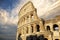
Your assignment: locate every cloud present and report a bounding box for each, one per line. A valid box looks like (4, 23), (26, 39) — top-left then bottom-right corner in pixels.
(12, 0), (58, 18)
(0, 0), (58, 25)
(31, 0), (58, 17)
(0, 0), (59, 40)
(0, 0), (23, 40)
(0, 0), (23, 25)
(0, 9), (8, 24)
(0, 9), (18, 25)
(11, 0), (29, 15)
(10, 0), (30, 25)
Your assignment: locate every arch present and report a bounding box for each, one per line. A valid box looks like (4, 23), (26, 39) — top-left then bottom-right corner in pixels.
(31, 14), (34, 20)
(26, 27), (28, 33)
(27, 16), (29, 18)
(37, 35), (44, 40)
(44, 38), (48, 40)
(18, 34), (22, 40)
(26, 36), (31, 40)
(26, 35), (37, 40)
(36, 24), (40, 32)
(23, 18), (25, 22)
(46, 26), (50, 31)
(27, 16), (29, 20)
(31, 26), (33, 33)
(31, 14), (33, 17)
(53, 24), (59, 31)
(55, 39), (59, 40)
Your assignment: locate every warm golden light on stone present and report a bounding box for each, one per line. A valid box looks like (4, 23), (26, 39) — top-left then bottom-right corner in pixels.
(16, 1), (60, 40)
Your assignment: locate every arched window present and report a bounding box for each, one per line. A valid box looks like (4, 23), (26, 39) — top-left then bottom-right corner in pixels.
(46, 26), (50, 31)
(27, 16), (29, 18)
(18, 34), (22, 40)
(53, 24), (59, 31)
(31, 14), (34, 20)
(26, 27), (28, 33)
(27, 16), (29, 22)
(36, 25), (40, 32)
(31, 26), (33, 33)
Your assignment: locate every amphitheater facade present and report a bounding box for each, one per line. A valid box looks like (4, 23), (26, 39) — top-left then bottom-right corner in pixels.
(16, 1), (60, 40)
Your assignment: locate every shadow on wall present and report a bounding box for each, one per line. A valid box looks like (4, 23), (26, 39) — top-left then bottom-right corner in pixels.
(26, 35), (48, 40)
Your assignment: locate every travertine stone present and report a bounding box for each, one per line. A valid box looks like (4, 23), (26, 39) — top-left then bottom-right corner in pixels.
(16, 1), (60, 40)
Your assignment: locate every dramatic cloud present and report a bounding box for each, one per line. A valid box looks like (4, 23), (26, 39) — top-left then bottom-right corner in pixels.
(0, 0), (21, 40)
(13, 0), (58, 18)
(31, 0), (58, 17)
(0, 9), (18, 25)
(9, 0), (59, 25)
(0, 0), (60, 40)
(0, 9), (8, 24)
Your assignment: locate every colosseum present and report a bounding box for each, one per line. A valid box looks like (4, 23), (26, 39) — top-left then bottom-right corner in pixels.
(16, 1), (60, 40)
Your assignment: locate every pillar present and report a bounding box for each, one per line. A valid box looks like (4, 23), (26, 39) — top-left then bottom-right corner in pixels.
(28, 25), (32, 34)
(39, 21), (45, 32)
(33, 24), (37, 33)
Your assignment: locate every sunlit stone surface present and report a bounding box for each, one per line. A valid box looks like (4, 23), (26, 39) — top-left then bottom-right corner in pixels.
(16, 0), (60, 40)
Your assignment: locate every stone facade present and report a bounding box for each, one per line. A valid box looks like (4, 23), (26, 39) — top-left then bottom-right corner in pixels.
(16, 1), (60, 40)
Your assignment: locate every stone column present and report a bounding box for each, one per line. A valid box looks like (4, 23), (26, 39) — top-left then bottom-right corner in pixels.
(25, 17), (27, 24)
(48, 35), (52, 40)
(16, 32), (18, 40)
(39, 21), (45, 32)
(28, 25), (32, 34)
(25, 27), (28, 34)
(21, 27), (23, 35)
(24, 27), (26, 34)
(33, 11), (38, 20)
(50, 23), (53, 32)
(23, 18), (25, 24)
(29, 15), (31, 22)
(58, 24), (60, 32)
(33, 24), (37, 33)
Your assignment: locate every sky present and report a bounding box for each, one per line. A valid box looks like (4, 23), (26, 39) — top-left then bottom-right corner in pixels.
(0, 0), (21, 40)
(0, 0), (59, 40)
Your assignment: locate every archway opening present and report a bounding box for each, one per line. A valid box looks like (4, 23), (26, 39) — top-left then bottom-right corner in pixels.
(44, 38), (48, 40)
(26, 36), (32, 40)
(31, 26), (33, 33)
(26, 35), (37, 40)
(55, 39), (59, 40)
(31, 14), (34, 20)
(46, 26), (50, 31)
(53, 24), (59, 31)
(37, 35), (44, 40)
(36, 25), (40, 32)
(18, 34), (22, 40)
(26, 27), (28, 33)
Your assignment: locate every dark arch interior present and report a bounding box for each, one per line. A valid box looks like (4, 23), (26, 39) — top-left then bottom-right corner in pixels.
(37, 35), (44, 40)
(27, 27), (28, 33)
(55, 39), (59, 40)
(44, 38), (48, 40)
(31, 14), (34, 19)
(31, 26), (33, 33)
(36, 25), (40, 32)
(26, 35), (48, 40)
(53, 24), (59, 31)
(46, 26), (50, 31)
(26, 35), (37, 40)
(18, 34), (22, 40)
